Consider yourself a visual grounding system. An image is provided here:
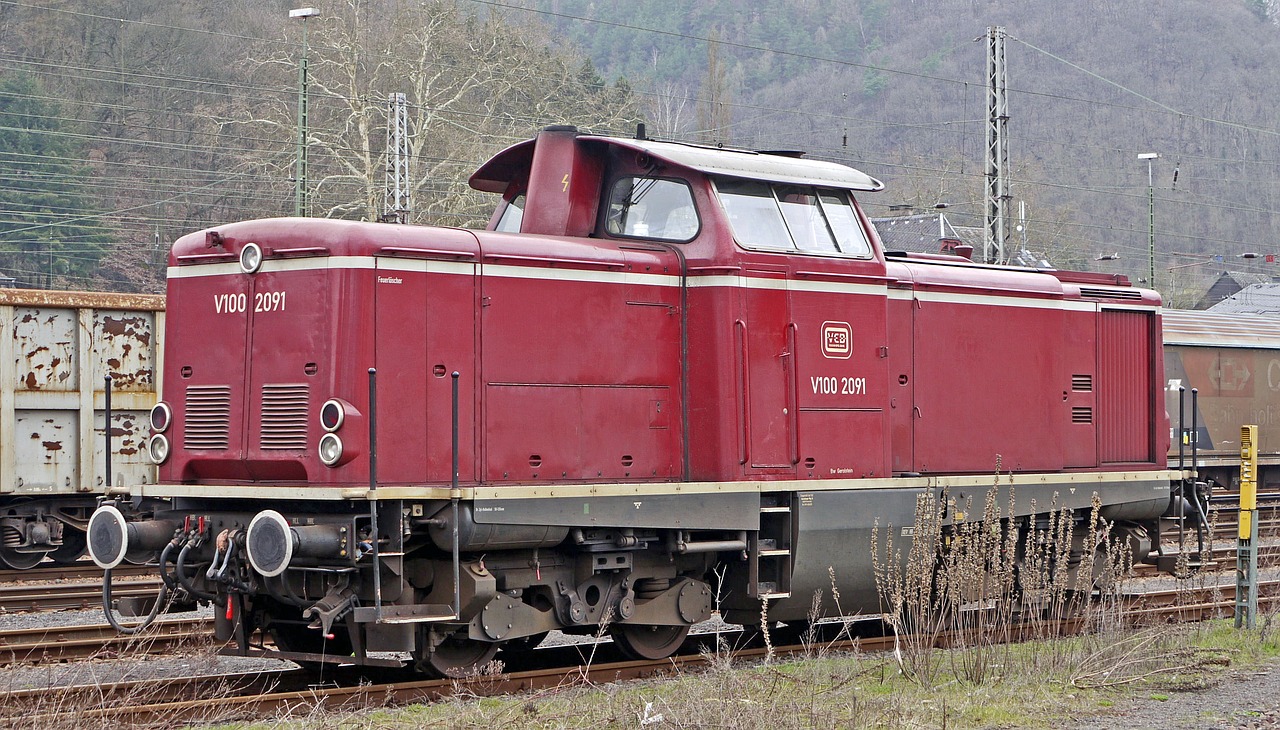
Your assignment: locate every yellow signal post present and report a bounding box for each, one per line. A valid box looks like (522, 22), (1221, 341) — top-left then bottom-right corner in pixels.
(1236, 425), (1259, 629)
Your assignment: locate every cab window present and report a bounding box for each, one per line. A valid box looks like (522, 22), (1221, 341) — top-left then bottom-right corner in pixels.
(605, 177), (699, 242)
(495, 193), (525, 232)
(714, 177), (873, 257)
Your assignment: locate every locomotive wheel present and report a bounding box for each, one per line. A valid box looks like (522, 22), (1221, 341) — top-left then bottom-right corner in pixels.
(422, 635), (500, 678)
(49, 529), (87, 565)
(610, 623), (690, 661)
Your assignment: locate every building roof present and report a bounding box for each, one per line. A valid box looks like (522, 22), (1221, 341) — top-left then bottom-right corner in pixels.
(871, 213), (961, 253)
(1204, 281), (1280, 315)
(870, 212), (1053, 268)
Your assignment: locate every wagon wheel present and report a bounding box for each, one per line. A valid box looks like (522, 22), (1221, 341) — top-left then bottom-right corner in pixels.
(610, 624), (690, 661)
(0, 545), (44, 570)
(49, 528), (87, 565)
(0, 525), (44, 569)
(421, 634), (500, 678)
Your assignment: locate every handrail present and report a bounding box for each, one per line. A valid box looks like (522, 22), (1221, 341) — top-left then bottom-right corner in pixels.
(378, 246), (477, 261)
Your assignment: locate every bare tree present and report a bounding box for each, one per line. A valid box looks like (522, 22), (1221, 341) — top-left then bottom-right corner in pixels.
(223, 0), (640, 226)
(648, 81), (693, 139)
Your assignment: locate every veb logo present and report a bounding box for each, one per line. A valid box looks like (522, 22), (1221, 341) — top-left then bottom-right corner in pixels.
(821, 321), (852, 359)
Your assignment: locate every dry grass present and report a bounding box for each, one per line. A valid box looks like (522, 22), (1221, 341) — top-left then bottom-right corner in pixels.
(193, 611), (1280, 730)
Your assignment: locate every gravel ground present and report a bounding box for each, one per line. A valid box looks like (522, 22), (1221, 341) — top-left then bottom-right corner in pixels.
(1069, 657), (1280, 730)
(0, 603), (291, 692)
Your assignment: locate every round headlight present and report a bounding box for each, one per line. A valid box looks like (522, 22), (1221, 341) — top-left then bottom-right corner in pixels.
(147, 434), (170, 464)
(320, 399), (345, 432)
(318, 433), (343, 466)
(149, 402), (172, 433)
(239, 242), (263, 274)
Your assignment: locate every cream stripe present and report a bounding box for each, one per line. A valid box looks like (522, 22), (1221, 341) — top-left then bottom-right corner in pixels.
(165, 258), (1154, 313)
(133, 469), (1181, 501)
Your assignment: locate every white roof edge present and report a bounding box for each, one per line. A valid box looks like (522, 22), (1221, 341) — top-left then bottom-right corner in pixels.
(583, 136), (885, 192)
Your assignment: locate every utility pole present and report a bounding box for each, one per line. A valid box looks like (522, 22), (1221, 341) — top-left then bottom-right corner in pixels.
(1139, 152), (1159, 289)
(384, 93), (410, 224)
(290, 8), (319, 217)
(984, 26), (1010, 265)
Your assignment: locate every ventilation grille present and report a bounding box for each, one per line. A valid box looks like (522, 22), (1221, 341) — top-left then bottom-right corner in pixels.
(184, 385), (232, 450)
(1072, 407), (1094, 424)
(1071, 374), (1094, 392)
(260, 384), (309, 450)
(1079, 287), (1144, 301)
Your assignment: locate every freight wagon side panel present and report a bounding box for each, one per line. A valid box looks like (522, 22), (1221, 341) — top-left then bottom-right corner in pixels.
(0, 294), (162, 497)
(1164, 342), (1280, 477)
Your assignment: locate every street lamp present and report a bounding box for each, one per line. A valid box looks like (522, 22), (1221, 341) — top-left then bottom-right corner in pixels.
(290, 7), (319, 217)
(1138, 152), (1159, 290)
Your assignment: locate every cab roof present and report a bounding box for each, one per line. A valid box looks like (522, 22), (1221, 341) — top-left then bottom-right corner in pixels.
(470, 131), (884, 193)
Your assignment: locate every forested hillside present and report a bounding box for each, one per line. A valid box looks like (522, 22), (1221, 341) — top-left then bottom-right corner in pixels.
(0, 0), (636, 291)
(2, 0), (1280, 302)
(527, 0), (1280, 304)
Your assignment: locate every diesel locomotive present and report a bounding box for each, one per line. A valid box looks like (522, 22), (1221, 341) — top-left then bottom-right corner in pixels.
(88, 126), (1191, 675)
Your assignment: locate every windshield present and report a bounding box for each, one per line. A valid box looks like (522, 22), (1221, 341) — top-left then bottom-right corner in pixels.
(605, 177), (699, 242)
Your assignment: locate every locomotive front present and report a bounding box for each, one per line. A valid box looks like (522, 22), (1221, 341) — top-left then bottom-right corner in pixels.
(86, 219), (531, 672)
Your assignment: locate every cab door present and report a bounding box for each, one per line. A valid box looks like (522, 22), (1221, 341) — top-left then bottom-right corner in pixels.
(739, 267), (796, 475)
(375, 251), (478, 484)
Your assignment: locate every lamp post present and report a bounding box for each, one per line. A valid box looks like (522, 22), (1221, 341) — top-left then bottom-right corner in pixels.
(1138, 152), (1159, 290)
(290, 8), (319, 217)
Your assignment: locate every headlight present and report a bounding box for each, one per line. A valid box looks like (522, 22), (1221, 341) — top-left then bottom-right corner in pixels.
(147, 434), (170, 464)
(149, 402), (171, 433)
(320, 399), (345, 432)
(318, 433), (343, 466)
(239, 242), (263, 274)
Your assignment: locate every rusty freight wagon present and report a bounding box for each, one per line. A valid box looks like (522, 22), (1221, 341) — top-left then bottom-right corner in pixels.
(1163, 308), (1280, 491)
(0, 289), (163, 568)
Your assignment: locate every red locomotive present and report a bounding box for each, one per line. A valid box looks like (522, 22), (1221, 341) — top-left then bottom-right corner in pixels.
(89, 126), (1186, 674)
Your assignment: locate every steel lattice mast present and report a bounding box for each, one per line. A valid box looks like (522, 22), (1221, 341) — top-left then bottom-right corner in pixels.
(384, 93), (410, 224)
(984, 26), (1010, 265)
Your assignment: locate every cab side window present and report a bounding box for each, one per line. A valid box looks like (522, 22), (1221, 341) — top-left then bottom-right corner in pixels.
(714, 177), (874, 258)
(605, 177), (699, 242)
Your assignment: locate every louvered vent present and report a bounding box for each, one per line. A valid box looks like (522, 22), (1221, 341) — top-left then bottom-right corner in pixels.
(1079, 287), (1144, 300)
(1071, 374), (1094, 392)
(184, 385), (232, 450)
(261, 384), (309, 450)
(1072, 407), (1094, 424)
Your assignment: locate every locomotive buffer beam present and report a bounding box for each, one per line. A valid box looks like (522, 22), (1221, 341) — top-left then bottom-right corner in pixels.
(352, 604), (456, 624)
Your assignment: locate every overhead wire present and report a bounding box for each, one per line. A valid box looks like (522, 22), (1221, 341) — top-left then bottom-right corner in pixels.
(0, 0), (1278, 286)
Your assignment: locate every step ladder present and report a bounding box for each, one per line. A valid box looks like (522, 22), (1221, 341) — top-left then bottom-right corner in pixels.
(748, 492), (796, 600)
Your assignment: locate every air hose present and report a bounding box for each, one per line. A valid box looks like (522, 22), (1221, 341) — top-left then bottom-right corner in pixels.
(102, 567), (169, 635)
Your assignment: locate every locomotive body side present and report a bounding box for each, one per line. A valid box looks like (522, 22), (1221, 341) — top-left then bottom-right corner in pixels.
(0, 289), (163, 569)
(92, 127), (1180, 674)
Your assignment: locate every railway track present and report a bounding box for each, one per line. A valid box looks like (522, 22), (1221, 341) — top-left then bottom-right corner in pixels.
(4, 577), (1277, 726)
(0, 618), (214, 667)
(0, 563), (151, 584)
(0, 575), (162, 613)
